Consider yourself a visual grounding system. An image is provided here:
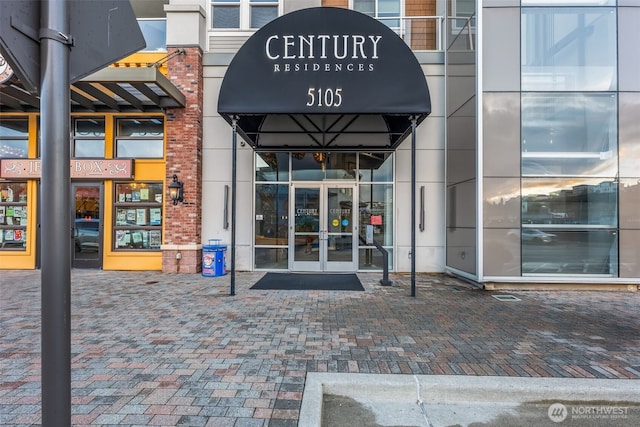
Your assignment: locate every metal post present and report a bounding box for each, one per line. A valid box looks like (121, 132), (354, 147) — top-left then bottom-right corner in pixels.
(411, 116), (417, 297)
(40, 0), (71, 424)
(230, 117), (237, 296)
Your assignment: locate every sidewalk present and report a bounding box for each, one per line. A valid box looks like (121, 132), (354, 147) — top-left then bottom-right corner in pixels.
(1, 270), (639, 426)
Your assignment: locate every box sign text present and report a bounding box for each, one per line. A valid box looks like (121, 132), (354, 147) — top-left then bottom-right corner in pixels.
(1, 159), (134, 179)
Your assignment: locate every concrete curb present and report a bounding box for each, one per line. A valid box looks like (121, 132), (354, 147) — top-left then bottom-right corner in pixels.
(299, 373), (640, 427)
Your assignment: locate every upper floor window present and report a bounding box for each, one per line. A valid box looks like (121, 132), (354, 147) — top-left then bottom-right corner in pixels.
(211, 0), (279, 30)
(115, 118), (164, 159)
(73, 119), (105, 158)
(137, 19), (167, 52)
(522, 7), (617, 91)
(353, 0), (402, 28)
(0, 118), (28, 158)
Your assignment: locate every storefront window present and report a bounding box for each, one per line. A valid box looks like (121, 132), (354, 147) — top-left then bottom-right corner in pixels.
(522, 178), (617, 227)
(359, 183), (393, 270)
(0, 182), (27, 250)
(114, 182), (163, 250)
(522, 229), (618, 275)
(73, 118), (105, 158)
(115, 118), (164, 158)
(0, 118), (28, 158)
(255, 183), (288, 269)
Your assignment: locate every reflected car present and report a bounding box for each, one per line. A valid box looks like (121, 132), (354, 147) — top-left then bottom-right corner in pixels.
(75, 219), (100, 252)
(521, 228), (556, 244)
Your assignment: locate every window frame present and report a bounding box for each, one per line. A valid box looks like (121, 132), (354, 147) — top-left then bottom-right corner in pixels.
(211, 0), (281, 31)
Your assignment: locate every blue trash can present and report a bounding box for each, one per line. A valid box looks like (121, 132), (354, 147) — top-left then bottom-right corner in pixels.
(202, 239), (227, 277)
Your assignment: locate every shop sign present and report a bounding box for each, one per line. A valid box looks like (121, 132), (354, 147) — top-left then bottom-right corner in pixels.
(1, 158), (134, 179)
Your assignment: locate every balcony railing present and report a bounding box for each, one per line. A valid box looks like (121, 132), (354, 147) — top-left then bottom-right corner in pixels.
(377, 16), (445, 52)
(208, 15), (447, 53)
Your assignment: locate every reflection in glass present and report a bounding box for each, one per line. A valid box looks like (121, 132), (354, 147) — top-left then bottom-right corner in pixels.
(255, 248), (288, 269)
(294, 188), (320, 262)
(359, 183), (393, 248)
(74, 140), (105, 158)
(522, 93), (617, 177)
(359, 248), (393, 271)
(0, 118), (29, 158)
(522, 7), (617, 91)
(137, 19), (166, 52)
(291, 152), (357, 181)
(522, 178), (617, 226)
(255, 184), (289, 246)
(116, 140), (163, 158)
(359, 152), (393, 182)
(256, 152), (289, 181)
(522, 229), (617, 276)
(327, 187), (353, 263)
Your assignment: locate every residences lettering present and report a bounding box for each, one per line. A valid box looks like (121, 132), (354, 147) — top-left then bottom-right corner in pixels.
(266, 34), (382, 73)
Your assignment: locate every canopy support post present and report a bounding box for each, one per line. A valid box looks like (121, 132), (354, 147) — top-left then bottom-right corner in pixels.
(231, 116), (237, 296)
(411, 115), (417, 297)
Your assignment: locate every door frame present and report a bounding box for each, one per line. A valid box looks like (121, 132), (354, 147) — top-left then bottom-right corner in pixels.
(71, 182), (103, 269)
(290, 182), (357, 272)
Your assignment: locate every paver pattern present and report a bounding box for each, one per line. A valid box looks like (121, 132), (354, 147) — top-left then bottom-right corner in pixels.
(1, 270), (639, 426)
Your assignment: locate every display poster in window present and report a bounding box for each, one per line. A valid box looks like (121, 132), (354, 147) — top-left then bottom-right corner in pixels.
(132, 191), (141, 202)
(126, 209), (136, 223)
(149, 230), (161, 248)
(116, 209), (127, 225)
(136, 209), (147, 225)
(140, 188), (149, 201)
(371, 215), (382, 225)
(150, 208), (161, 226)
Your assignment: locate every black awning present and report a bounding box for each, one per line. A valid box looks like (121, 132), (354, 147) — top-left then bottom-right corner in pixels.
(217, 7), (431, 150)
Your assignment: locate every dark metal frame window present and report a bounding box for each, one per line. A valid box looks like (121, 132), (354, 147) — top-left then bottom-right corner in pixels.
(0, 118), (29, 158)
(115, 118), (164, 159)
(72, 118), (105, 158)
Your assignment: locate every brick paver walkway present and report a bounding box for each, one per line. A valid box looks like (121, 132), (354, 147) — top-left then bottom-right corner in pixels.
(1, 270), (639, 426)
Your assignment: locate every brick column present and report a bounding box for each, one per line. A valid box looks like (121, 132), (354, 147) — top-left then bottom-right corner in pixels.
(162, 46), (204, 273)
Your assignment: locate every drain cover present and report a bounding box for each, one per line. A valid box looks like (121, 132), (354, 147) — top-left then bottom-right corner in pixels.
(492, 294), (521, 301)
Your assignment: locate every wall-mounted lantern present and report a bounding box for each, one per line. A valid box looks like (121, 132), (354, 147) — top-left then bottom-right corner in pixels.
(168, 174), (183, 205)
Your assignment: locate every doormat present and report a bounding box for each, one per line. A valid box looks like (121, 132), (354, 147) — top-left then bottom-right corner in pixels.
(250, 273), (364, 291)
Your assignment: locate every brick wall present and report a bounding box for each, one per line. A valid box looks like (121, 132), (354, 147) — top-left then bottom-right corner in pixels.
(322, 0), (348, 8)
(406, 0), (438, 50)
(163, 47), (204, 273)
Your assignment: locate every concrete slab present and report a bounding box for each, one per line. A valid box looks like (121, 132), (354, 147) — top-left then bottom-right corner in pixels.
(300, 373), (640, 427)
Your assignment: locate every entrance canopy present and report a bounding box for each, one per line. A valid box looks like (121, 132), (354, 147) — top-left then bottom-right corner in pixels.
(217, 7), (431, 151)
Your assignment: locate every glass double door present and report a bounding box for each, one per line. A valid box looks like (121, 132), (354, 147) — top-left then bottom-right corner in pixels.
(292, 184), (356, 272)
